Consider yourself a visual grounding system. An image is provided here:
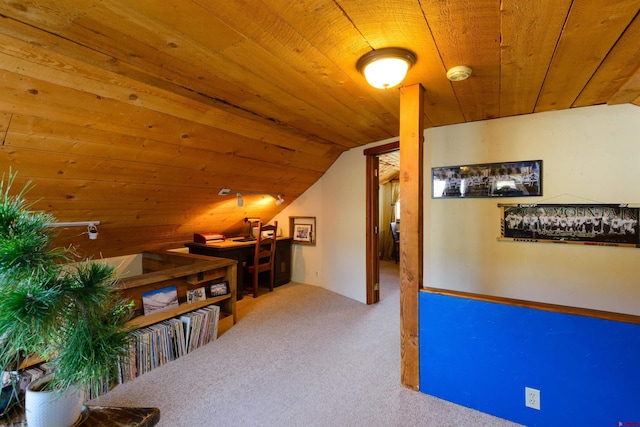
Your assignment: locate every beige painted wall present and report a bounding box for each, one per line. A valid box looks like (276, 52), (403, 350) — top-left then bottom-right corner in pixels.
(274, 179), (324, 288)
(274, 143), (373, 302)
(428, 104), (640, 315)
(276, 104), (640, 313)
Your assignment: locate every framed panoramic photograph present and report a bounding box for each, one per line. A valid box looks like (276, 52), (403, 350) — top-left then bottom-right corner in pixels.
(432, 160), (542, 198)
(499, 203), (640, 248)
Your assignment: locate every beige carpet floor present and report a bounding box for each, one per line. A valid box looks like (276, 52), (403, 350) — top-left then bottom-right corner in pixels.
(88, 261), (522, 427)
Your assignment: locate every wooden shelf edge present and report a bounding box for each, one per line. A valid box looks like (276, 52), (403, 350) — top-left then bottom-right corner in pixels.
(217, 314), (234, 337)
(186, 270), (227, 285)
(126, 294), (232, 329)
(422, 287), (640, 325)
(18, 354), (45, 370)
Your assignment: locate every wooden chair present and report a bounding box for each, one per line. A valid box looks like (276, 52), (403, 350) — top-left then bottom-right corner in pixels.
(245, 221), (278, 297)
(390, 222), (400, 264)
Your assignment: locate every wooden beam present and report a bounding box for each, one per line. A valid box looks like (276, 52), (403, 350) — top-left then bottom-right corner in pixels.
(607, 68), (640, 105)
(574, 12), (640, 107)
(500, 0), (572, 116)
(535, 0), (639, 112)
(399, 84), (424, 390)
(421, 0), (501, 122)
(362, 140), (399, 156)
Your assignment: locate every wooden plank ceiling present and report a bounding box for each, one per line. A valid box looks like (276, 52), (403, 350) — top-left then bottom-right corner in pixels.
(0, 0), (639, 258)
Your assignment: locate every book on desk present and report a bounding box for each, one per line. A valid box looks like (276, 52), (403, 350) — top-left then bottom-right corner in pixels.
(193, 232), (226, 244)
(194, 231), (275, 246)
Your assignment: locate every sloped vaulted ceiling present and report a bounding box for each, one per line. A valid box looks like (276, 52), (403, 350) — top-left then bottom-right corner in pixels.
(0, 1), (639, 257)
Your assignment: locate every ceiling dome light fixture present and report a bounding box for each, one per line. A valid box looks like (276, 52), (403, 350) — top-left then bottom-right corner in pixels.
(357, 47), (417, 89)
(446, 65), (472, 82)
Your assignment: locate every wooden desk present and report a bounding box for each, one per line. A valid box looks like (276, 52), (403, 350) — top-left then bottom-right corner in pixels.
(185, 237), (292, 299)
(0, 406), (160, 427)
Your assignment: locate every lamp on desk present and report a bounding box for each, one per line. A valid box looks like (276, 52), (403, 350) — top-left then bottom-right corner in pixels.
(244, 217), (261, 238)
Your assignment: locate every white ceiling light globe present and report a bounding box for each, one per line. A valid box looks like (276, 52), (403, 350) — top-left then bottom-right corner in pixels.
(363, 57), (411, 89)
(357, 48), (417, 90)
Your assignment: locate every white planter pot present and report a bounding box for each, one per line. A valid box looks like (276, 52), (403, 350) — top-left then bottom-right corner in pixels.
(25, 374), (84, 427)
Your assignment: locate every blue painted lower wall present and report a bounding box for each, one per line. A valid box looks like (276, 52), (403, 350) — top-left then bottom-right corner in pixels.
(419, 291), (640, 426)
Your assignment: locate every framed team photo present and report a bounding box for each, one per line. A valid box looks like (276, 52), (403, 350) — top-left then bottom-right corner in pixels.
(499, 203), (640, 248)
(432, 160), (542, 198)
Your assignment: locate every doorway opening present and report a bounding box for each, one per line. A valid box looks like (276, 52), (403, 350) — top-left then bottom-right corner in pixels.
(364, 141), (399, 304)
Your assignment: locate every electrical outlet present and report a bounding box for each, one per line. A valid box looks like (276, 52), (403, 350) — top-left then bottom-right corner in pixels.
(315, 271), (319, 277)
(525, 387), (540, 410)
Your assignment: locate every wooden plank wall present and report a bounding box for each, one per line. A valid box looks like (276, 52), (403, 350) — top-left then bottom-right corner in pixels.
(0, 17), (342, 258)
(1, 1), (640, 260)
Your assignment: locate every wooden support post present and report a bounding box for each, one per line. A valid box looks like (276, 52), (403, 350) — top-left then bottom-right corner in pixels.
(399, 83), (424, 390)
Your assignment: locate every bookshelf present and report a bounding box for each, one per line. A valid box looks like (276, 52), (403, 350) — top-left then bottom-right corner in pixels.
(105, 251), (238, 394)
(120, 250), (237, 334)
(18, 252), (237, 371)
(5, 251), (238, 412)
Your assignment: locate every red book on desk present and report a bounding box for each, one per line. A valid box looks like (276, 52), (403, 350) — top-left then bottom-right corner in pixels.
(193, 232), (225, 244)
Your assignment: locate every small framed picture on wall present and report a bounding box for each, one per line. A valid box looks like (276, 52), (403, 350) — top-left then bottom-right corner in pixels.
(289, 216), (316, 245)
(294, 224), (313, 242)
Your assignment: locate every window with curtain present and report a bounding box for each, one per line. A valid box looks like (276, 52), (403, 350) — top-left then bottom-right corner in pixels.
(380, 180), (400, 260)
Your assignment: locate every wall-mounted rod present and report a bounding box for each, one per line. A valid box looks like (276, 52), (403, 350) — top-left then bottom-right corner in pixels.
(48, 221), (101, 239)
(48, 221), (100, 227)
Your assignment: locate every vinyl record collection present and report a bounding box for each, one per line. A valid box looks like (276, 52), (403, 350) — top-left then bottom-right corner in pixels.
(2, 305), (222, 407)
(118, 304), (220, 385)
